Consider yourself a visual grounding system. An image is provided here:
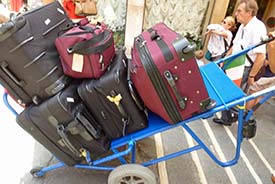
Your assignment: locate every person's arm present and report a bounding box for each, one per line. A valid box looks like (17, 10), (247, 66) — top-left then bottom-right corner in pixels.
(247, 53), (266, 85)
(268, 31), (275, 73)
(210, 30), (228, 39)
(0, 14), (9, 24)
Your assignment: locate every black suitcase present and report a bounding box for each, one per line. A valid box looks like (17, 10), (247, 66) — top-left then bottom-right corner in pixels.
(0, 1), (72, 106)
(78, 49), (148, 139)
(16, 83), (110, 166)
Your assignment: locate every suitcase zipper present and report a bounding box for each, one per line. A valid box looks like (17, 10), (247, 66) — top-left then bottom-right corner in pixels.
(136, 35), (182, 123)
(36, 66), (58, 83)
(24, 51), (46, 68)
(42, 18), (67, 36)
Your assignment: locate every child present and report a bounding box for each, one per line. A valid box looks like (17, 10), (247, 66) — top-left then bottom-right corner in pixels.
(205, 16), (236, 61)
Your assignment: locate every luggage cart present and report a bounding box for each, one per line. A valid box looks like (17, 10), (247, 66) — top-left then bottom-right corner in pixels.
(2, 41), (275, 184)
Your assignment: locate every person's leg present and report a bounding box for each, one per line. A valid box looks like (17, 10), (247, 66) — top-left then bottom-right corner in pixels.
(272, 170), (275, 184)
(213, 109), (238, 126)
(246, 77), (275, 110)
(246, 89), (257, 110)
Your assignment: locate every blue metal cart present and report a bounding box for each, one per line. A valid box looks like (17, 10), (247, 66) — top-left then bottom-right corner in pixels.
(3, 42), (275, 183)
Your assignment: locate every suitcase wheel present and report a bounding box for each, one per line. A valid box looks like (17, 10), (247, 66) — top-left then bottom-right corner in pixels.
(108, 164), (156, 184)
(205, 99), (217, 110)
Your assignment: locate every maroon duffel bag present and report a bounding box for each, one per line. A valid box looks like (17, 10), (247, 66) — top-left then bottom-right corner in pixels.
(55, 19), (115, 79)
(131, 23), (216, 124)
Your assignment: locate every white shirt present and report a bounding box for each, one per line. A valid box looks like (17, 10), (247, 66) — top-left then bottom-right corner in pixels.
(207, 24), (233, 57)
(232, 16), (267, 67)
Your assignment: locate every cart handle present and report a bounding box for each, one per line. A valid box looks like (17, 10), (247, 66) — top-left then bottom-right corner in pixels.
(215, 36), (275, 67)
(2, 92), (18, 116)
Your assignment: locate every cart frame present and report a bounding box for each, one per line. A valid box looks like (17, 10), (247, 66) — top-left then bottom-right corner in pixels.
(2, 41), (275, 178)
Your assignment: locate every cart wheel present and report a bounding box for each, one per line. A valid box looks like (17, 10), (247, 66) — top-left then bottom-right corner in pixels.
(30, 167), (44, 178)
(108, 164), (156, 184)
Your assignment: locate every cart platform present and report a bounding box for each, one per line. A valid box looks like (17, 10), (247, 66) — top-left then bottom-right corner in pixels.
(111, 62), (245, 149)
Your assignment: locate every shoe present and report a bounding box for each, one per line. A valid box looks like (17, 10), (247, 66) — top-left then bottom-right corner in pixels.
(272, 172), (275, 184)
(212, 116), (238, 126)
(212, 118), (233, 126)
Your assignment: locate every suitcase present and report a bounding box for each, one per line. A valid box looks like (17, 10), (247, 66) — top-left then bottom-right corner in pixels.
(16, 83), (110, 166)
(0, 1), (72, 106)
(131, 23), (216, 124)
(55, 19), (115, 79)
(78, 49), (148, 139)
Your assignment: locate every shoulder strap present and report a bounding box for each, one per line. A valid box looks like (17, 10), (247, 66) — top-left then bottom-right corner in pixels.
(223, 38), (228, 50)
(241, 45), (254, 66)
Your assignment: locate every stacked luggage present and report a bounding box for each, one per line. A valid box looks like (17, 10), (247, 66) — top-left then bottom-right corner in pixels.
(0, 1), (215, 166)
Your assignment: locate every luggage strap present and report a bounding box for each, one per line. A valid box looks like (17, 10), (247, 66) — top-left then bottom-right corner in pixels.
(67, 120), (94, 141)
(148, 28), (174, 62)
(75, 112), (100, 139)
(106, 91), (129, 136)
(163, 70), (187, 110)
(67, 30), (113, 55)
(127, 57), (145, 111)
(56, 124), (82, 157)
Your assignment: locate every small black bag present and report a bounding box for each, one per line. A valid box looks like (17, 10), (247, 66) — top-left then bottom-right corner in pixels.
(78, 49), (148, 139)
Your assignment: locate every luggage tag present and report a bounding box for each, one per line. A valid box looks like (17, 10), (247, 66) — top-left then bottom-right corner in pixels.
(72, 53), (84, 72)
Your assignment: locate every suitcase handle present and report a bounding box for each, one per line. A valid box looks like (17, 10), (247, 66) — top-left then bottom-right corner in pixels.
(150, 30), (160, 40)
(76, 112), (100, 139)
(56, 124), (82, 157)
(0, 61), (26, 86)
(0, 16), (25, 42)
(127, 58), (145, 111)
(164, 70), (187, 110)
(67, 30), (113, 55)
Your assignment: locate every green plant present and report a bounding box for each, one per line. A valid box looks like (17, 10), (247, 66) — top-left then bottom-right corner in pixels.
(184, 32), (203, 50)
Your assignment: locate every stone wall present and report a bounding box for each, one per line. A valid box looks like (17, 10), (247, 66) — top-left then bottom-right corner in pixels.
(96, 0), (127, 32)
(95, 0), (209, 40)
(143, 0), (210, 42)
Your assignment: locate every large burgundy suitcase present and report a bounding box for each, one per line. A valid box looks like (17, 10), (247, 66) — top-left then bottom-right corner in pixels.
(131, 23), (215, 124)
(0, 1), (72, 106)
(16, 83), (110, 166)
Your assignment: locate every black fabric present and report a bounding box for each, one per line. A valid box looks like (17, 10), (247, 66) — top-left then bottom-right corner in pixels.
(16, 83), (110, 166)
(0, 1), (72, 106)
(78, 49), (148, 139)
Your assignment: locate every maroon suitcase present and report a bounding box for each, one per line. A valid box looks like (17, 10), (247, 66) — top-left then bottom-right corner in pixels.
(131, 23), (215, 124)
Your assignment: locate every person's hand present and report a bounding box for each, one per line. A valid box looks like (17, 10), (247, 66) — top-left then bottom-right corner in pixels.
(204, 30), (212, 36)
(247, 76), (255, 86)
(0, 14), (9, 24)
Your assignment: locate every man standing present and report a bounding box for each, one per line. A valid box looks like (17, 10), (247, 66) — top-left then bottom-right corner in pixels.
(213, 0), (267, 125)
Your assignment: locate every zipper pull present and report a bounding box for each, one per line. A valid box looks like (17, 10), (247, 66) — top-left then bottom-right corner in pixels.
(99, 54), (104, 71)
